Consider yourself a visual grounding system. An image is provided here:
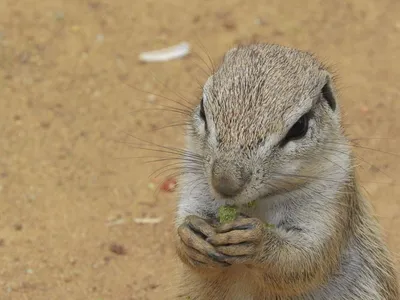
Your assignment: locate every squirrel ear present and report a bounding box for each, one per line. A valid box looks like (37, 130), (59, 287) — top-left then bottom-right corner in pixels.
(321, 76), (336, 111)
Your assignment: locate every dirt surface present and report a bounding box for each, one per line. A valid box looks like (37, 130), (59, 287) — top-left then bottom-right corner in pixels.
(0, 0), (400, 299)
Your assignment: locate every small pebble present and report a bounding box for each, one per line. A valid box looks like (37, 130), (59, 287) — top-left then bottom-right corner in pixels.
(254, 17), (266, 25)
(106, 218), (126, 227)
(55, 11), (64, 21)
(27, 194), (36, 201)
(14, 224), (23, 231)
(70, 25), (80, 32)
(370, 165), (380, 173)
(109, 243), (127, 255)
(223, 20), (236, 31)
(147, 95), (156, 103)
(160, 177), (177, 192)
(96, 34), (104, 43)
(26, 269), (33, 274)
(88, 1), (101, 9)
(69, 257), (77, 265)
(133, 217), (163, 224)
(148, 283), (159, 290)
(148, 182), (155, 190)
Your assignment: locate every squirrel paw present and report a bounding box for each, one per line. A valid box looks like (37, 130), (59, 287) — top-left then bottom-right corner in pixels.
(206, 217), (265, 265)
(177, 215), (231, 268)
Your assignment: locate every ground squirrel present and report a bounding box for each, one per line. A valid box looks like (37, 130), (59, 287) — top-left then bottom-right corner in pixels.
(174, 43), (399, 299)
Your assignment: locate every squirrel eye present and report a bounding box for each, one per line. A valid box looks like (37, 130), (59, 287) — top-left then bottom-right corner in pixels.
(199, 97), (207, 126)
(281, 113), (309, 145)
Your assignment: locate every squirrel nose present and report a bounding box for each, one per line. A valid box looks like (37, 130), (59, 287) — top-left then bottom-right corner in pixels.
(211, 161), (250, 197)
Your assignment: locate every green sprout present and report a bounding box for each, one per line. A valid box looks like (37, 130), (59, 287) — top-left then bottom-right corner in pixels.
(217, 205), (238, 223)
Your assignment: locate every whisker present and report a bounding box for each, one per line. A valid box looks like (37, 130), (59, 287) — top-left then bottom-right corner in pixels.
(319, 153), (348, 174)
(271, 176), (331, 204)
(190, 52), (213, 78)
(148, 71), (195, 107)
(114, 142), (188, 158)
(187, 179), (208, 199)
(193, 35), (216, 74)
(349, 137), (397, 142)
(130, 106), (192, 117)
(265, 180), (293, 197)
(271, 172), (396, 186)
(154, 167), (204, 180)
(321, 146), (395, 181)
(271, 171), (344, 184)
(141, 157), (203, 165)
(273, 177), (351, 208)
(119, 133), (199, 157)
(120, 80), (194, 111)
(326, 140), (400, 158)
(187, 67), (208, 91)
(150, 165), (186, 179)
(110, 155), (181, 161)
(150, 122), (190, 132)
(114, 144), (205, 167)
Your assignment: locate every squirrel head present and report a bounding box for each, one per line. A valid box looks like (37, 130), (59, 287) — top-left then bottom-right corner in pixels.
(187, 43), (350, 205)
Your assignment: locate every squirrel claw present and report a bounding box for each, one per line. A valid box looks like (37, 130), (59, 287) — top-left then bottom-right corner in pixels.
(205, 217), (265, 264)
(178, 215), (230, 268)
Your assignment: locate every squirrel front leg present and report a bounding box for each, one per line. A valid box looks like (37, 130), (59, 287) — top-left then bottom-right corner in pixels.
(207, 216), (343, 295)
(175, 215), (232, 271)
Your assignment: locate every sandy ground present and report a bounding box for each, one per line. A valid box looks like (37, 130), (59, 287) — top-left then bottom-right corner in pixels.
(0, 0), (400, 299)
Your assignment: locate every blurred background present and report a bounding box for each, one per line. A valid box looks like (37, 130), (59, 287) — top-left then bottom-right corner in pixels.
(0, 0), (400, 299)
